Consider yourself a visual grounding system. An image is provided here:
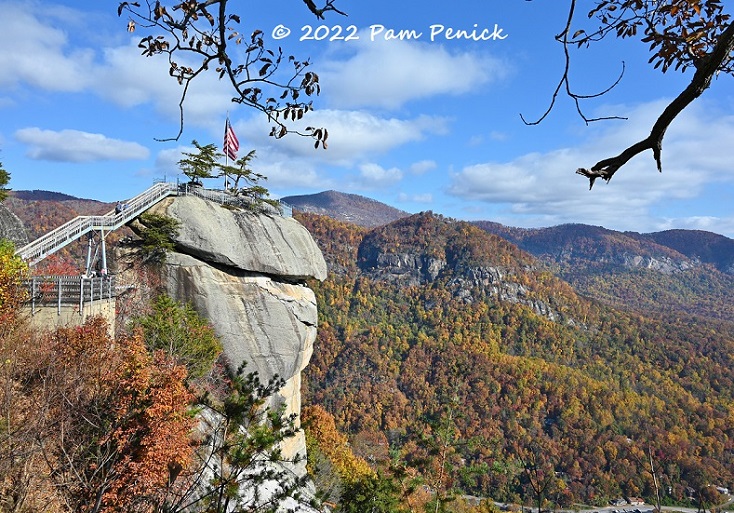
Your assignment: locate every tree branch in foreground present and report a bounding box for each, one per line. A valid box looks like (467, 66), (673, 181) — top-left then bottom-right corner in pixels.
(577, 20), (734, 189)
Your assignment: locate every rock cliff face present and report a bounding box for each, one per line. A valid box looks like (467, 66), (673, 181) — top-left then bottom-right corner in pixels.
(148, 196), (327, 471)
(0, 203), (28, 247)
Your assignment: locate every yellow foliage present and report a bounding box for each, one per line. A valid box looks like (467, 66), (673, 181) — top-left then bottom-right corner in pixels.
(303, 405), (374, 483)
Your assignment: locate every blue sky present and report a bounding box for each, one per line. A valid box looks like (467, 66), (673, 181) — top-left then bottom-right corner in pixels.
(1, 0), (733, 237)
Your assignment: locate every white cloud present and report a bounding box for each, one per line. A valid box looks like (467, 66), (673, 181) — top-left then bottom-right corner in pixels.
(257, 159), (330, 190)
(655, 216), (734, 235)
(410, 160), (437, 175)
(319, 35), (507, 109)
(15, 128), (149, 162)
(91, 41), (234, 126)
(236, 109), (449, 165)
(0, 3), (233, 129)
(354, 163), (403, 189)
(448, 99), (734, 233)
(0, 1), (95, 91)
(398, 192), (433, 203)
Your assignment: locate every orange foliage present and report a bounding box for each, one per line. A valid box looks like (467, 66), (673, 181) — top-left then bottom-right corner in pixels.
(38, 318), (195, 512)
(33, 253), (82, 276)
(303, 405), (374, 483)
(100, 338), (195, 510)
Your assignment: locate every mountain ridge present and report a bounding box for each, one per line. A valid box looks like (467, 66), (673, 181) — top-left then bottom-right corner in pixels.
(5, 189), (733, 322)
(4, 188), (734, 508)
(297, 211), (734, 507)
(281, 190), (409, 228)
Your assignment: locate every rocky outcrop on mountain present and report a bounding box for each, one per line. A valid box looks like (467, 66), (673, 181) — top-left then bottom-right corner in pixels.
(447, 265), (556, 320)
(619, 252), (699, 274)
(632, 229), (734, 275)
(146, 195), (327, 475)
(474, 221), (734, 322)
(356, 212), (564, 321)
(358, 251), (447, 286)
(475, 222), (702, 275)
(0, 203), (28, 247)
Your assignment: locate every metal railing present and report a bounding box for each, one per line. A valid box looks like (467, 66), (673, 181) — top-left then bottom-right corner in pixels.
(24, 275), (116, 315)
(15, 181), (292, 266)
(181, 184), (293, 217)
(16, 182), (178, 265)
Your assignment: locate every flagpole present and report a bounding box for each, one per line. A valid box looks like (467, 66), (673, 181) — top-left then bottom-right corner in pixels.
(223, 114), (240, 192)
(224, 114), (229, 190)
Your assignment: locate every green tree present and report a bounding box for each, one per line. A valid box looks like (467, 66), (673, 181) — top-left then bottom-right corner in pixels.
(0, 163), (9, 202)
(137, 212), (181, 262)
(178, 140), (222, 184)
(338, 472), (407, 513)
(163, 364), (316, 512)
(219, 150), (281, 212)
(221, 149), (261, 192)
(131, 294), (222, 380)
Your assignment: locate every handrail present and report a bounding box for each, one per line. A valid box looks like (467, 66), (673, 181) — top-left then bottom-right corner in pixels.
(16, 182), (178, 265)
(15, 181), (292, 266)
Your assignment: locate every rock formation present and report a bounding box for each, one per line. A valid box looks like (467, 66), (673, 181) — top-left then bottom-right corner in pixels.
(148, 195), (327, 475)
(0, 203), (28, 247)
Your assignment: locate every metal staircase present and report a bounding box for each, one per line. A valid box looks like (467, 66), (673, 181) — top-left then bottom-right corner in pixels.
(16, 182), (179, 265)
(16, 180), (293, 268)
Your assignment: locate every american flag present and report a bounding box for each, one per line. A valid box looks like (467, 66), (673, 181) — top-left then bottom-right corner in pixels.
(223, 119), (239, 161)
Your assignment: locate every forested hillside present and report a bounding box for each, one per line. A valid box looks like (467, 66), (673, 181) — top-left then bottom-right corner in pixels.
(298, 212), (734, 509)
(475, 222), (734, 322)
(7, 190), (734, 510)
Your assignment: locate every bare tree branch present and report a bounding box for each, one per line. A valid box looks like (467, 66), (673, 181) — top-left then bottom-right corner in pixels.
(521, 0), (628, 126)
(577, 20), (734, 189)
(120, 0), (343, 146)
(302, 0), (347, 19)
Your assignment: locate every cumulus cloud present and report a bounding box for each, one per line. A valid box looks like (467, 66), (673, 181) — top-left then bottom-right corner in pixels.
(236, 109), (449, 165)
(0, 2), (95, 91)
(354, 163), (403, 189)
(410, 160), (437, 175)
(448, 100), (734, 233)
(0, 2), (232, 129)
(91, 41), (234, 126)
(15, 128), (149, 162)
(398, 192), (434, 204)
(319, 35), (507, 110)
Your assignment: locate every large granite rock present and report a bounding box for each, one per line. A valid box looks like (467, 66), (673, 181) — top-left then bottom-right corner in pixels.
(162, 252), (317, 384)
(155, 196), (327, 281)
(0, 203), (28, 247)
(150, 195), (327, 481)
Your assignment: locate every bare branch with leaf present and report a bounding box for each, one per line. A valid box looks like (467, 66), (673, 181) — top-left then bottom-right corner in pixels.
(118, 0), (345, 146)
(525, 0), (733, 188)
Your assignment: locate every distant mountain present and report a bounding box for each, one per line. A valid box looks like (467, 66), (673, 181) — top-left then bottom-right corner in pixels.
(6, 188), (734, 507)
(474, 221), (734, 321)
(11, 190), (85, 202)
(298, 211), (734, 507)
(7, 186), (733, 322)
(631, 229), (734, 274)
(281, 190), (409, 228)
(5, 190), (112, 240)
(473, 222), (700, 273)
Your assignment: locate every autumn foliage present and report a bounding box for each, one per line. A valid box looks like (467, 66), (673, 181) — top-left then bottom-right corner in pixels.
(0, 315), (195, 512)
(0, 245), (316, 512)
(299, 212), (734, 510)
